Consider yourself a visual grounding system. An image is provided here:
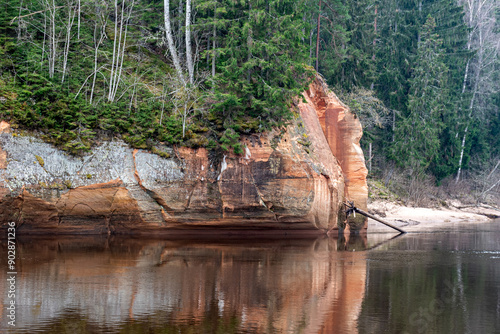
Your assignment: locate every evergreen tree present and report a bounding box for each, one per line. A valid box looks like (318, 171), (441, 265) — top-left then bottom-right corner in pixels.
(208, 0), (313, 151)
(313, 0), (350, 85)
(373, 0), (470, 180)
(0, 0), (19, 82)
(324, 0), (377, 91)
(391, 16), (449, 175)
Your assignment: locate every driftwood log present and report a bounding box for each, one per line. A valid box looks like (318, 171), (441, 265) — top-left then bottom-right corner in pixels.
(346, 201), (406, 234)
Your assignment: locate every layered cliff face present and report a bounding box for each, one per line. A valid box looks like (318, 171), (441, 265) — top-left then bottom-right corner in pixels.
(0, 77), (367, 235)
(299, 78), (369, 230)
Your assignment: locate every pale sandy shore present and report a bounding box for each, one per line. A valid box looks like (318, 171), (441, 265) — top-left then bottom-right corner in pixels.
(367, 200), (500, 233)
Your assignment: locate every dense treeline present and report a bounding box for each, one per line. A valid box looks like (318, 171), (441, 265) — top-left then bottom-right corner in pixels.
(0, 0), (499, 200)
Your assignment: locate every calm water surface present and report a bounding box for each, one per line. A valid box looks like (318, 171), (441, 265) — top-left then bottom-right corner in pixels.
(1, 220), (499, 333)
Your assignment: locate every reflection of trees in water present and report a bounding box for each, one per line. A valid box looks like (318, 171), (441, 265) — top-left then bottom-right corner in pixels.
(358, 230), (500, 334)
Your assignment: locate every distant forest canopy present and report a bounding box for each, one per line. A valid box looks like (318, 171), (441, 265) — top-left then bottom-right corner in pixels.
(0, 0), (498, 185)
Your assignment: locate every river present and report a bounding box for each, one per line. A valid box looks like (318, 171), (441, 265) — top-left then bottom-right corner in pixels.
(1, 220), (499, 333)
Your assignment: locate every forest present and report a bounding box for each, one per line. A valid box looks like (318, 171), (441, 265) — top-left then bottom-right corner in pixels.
(0, 0), (499, 204)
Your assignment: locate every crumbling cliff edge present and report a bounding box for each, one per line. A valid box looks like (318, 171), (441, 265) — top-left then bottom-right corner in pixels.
(0, 76), (368, 235)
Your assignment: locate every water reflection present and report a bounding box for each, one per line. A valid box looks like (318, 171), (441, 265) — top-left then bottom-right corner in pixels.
(0, 234), (368, 333)
(359, 221), (500, 334)
(3, 222), (499, 333)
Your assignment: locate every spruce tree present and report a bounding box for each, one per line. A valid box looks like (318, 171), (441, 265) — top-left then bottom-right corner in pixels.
(391, 16), (449, 174)
(208, 0), (312, 150)
(324, 0), (377, 91)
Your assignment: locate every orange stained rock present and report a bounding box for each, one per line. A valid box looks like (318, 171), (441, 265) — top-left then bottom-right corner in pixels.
(0, 76), (368, 233)
(299, 77), (369, 230)
(0, 121), (11, 134)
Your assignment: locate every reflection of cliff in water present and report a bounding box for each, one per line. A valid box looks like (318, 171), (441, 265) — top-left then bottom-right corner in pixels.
(0, 235), (367, 333)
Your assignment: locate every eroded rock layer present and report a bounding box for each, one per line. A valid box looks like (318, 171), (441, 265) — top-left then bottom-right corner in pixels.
(299, 77), (369, 230)
(0, 77), (368, 234)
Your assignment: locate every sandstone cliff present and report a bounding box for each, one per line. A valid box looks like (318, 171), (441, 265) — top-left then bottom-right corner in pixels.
(0, 77), (367, 235)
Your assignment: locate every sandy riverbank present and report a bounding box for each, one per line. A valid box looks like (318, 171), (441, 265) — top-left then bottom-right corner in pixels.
(367, 200), (500, 233)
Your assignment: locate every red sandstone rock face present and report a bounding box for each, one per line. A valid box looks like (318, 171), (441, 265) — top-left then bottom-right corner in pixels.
(0, 76), (368, 234)
(299, 77), (369, 230)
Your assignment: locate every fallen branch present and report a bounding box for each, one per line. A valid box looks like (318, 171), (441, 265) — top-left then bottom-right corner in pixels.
(481, 177), (500, 197)
(346, 201), (406, 234)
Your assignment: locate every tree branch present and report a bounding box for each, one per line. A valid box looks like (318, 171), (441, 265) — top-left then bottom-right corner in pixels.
(10, 6), (67, 24)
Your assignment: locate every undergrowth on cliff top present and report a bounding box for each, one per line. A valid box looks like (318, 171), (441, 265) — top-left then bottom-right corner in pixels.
(0, 0), (312, 156)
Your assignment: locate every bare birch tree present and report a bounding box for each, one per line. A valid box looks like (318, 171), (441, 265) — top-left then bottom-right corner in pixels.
(90, 0), (107, 104)
(61, 0), (76, 83)
(43, 0), (58, 78)
(185, 0), (194, 84)
(455, 0), (500, 182)
(108, 0), (134, 102)
(164, 0), (185, 83)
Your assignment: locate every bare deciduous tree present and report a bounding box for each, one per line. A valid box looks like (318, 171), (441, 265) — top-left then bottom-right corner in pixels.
(90, 0), (108, 104)
(164, 0), (185, 83)
(108, 0), (134, 102)
(185, 0), (194, 84)
(455, 0), (500, 182)
(61, 0), (76, 83)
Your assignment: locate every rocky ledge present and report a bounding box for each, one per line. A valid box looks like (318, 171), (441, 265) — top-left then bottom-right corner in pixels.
(0, 77), (368, 235)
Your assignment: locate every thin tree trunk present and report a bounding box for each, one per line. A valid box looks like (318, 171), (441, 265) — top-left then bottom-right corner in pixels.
(160, 79), (166, 126)
(90, 27), (103, 103)
(112, 22), (128, 101)
(90, 24), (99, 104)
(455, 125), (468, 183)
(109, 0), (125, 100)
(482, 177), (500, 197)
(17, 0), (23, 40)
(46, 0), (57, 79)
(247, 2), (252, 82)
(372, 5), (377, 60)
(456, 29), (484, 183)
(309, 30), (314, 65)
(182, 100), (187, 137)
(61, 3), (75, 84)
(185, 0), (194, 84)
(41, 11), (47, 71)
(108, 0), (119, 100)
(461, 59), (470, 94)
(113, 0), (126, 99)
(455, 10), (473, 183)
(368, 142), (372, 172)
(164, 0), (185, 83)
(50, 0), (56, 79)
(486, 160), (500, 179)
(178, 0), (184, 62)
(370, 5), (378, 89)
(392, 109), (395, 142)
(315, 0), (321, 71)
(108, 0), (133, 102)
(77, 0), (80, 39)
(212, 2), (216, 77)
